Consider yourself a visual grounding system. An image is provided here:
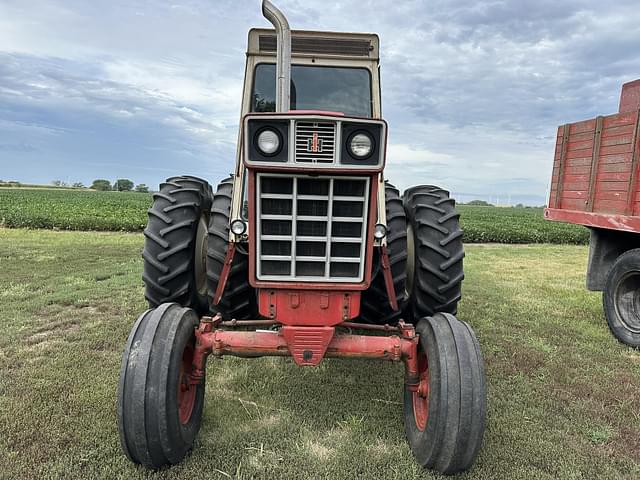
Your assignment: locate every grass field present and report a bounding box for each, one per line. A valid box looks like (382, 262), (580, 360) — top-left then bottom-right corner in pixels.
(0, 228), (637, 479)
(0, 187), (589, 244)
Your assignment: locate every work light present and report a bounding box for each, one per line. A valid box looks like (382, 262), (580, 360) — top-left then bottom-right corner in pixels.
(374, 223), (387, 239)
(230, 219), (247, 235)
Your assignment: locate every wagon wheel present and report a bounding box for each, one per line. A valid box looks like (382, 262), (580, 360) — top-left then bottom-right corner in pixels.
(603, 248), (640, 347)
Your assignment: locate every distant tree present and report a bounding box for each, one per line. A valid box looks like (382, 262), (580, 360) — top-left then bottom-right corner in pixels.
(515, 203), (525, 208)
(113, 179), (134, 192)
(72, 182), (85, 188)
(467, 200), (493, 207)
(91, 179), (113, 191)
(51, 180), (68, 187)
(135, 183), (149, 193)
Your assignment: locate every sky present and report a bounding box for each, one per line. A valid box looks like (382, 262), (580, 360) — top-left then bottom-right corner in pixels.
(0, 0), (638, 205)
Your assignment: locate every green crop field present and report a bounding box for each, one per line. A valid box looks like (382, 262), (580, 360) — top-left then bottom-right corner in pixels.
(0, 187), (589, 244)
(0, 228), (638, 479)
(457, 205), (589, 244)
(0, 187), (151, 231)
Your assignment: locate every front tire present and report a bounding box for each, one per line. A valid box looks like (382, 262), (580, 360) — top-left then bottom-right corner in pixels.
(117, 303), (205, 469)
(143, 176), (213, 314)
(404, 313), (486, 475)
(603, 248), (640, 347)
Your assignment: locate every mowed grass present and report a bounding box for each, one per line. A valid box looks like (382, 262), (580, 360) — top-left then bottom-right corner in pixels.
(1, 228), (638, 480)
(0, 187), (589, 244)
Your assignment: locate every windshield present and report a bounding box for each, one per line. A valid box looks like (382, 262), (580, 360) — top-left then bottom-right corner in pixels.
(252, 64), (372, 117)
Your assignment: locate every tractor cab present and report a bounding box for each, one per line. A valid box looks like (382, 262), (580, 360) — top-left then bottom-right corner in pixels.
(243, 28), (382, 118)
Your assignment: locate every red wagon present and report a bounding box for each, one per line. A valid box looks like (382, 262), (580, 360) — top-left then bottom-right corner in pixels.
(545, 79), (640, 347)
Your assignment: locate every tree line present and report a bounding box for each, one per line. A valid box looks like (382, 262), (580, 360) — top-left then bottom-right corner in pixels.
(50, 179), (149, 193)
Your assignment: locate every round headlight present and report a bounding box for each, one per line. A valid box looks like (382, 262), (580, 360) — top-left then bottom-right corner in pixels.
(230, 219), (246, 235)
(256, 129), (280, 156)
(349, 132), (373, 159)
(374, 223), (387, 240)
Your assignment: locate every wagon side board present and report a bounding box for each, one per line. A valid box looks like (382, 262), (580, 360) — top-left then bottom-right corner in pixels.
(548, 110), (640, 216)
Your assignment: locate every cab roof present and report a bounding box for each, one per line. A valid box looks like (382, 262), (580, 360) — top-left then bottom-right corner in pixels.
(247, 28), (380, 61)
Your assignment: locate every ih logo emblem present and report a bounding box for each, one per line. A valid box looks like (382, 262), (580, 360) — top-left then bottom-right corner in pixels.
(307, 130), (323, 153)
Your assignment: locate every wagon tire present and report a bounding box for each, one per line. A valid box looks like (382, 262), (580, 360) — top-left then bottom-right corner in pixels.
(603, 248), (640, 348)
(207, 176), (256, 319)
(404, 313), (486, 475)
(360, 181), (408, 324)
(117, 303), (205, 469)
(404, 185), (464, 321)
(143, 175), (213, 314)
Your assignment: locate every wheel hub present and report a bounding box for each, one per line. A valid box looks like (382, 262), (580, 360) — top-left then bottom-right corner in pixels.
(406, 223), (415, 298)
(614, 270), (640, 334)
(194, 215), (208, 297)
(412, 352), (429, 431)
(178, 344), (197, 425)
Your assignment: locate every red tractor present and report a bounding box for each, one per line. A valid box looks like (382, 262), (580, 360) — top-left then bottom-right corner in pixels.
(117, 1), (486, 474)
(545, 79), (640, 348)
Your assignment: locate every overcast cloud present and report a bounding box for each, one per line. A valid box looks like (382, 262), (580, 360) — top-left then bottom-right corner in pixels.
(0, 0), (638, 204)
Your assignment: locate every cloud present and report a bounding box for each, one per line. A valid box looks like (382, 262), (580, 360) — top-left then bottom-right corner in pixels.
(0, 0), (638, 202)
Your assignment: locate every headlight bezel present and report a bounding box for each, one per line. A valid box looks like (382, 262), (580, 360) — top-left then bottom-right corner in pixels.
(340, 121), (382, 167)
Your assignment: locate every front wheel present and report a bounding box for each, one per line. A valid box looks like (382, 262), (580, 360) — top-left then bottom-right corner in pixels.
(603, 248), (640, 348)
(117, 303), (205, 469)
(404, 313), (486, 475)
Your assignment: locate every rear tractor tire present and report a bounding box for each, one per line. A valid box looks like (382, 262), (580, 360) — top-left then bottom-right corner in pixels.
(143, 176), (213, 314)
(403, 185), (464, 321)
(206, 176), (256, 319)
(404, 313), (486, 474)
(117, 303), (205, 469)
(360, 181), (408, 324)
(603, 248), (640, 348)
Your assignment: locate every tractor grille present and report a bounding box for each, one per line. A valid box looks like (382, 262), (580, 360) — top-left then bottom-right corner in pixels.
(256, 173), (370, 282)
(294, 121), (336, 164)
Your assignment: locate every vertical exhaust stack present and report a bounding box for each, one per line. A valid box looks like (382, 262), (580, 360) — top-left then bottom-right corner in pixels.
(262, 0), (291, 112)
